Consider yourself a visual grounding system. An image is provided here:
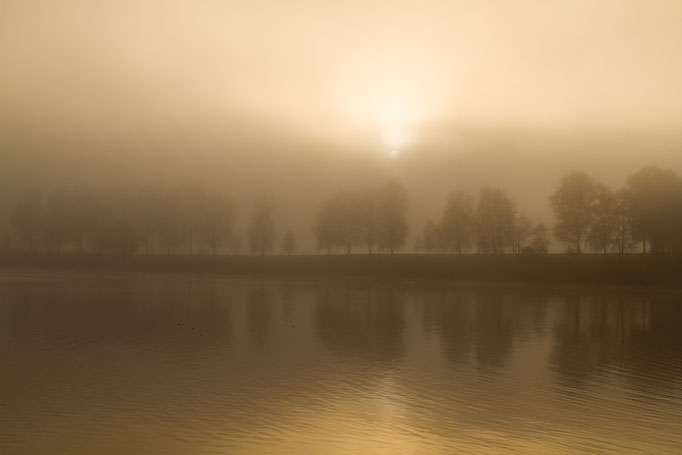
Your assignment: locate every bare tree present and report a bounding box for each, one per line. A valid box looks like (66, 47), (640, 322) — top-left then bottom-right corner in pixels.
(625, 166), (682, 253)
(376, 182), (409, 254)
(87, 189), (139, 255)
(357, 189), (378, 254)
(199, 191), (235, 255)
(334, 191), (361, 254)
(44, 188), (70, 252)
(509, 214), (533, 254)
(613, 188), (633, 254)
(62, 185), (92, 253)
(281, 230), (297, 255)
(587, 185), (617, 255)
(550, 171), (599, 254)
(475, 187), (516, 254)
(315, 197), (339, 255)
(529, 223), (550, 254)
(230, 227), (245, 254)
(436, 220), (451, 253)
(413, 234), (424, 253)
(248, 195), (276, 256)
(440, 190), (475, 253)
(421, 219), (438, 253)
(174, 182), (207, 255)
(135, 186), (165, 255)
(11, 187), (45, 251)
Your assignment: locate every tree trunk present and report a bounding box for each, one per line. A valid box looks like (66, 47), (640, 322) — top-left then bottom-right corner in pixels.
(576, 234), (581, 254)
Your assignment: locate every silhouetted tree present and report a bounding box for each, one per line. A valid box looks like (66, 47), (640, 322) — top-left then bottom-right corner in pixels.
(229, 227), (244, 254)
(86, 189), (139, 255)
(440, 190), (475, 253)
(333, 191), (362, 254)
(248, 195), (276, 256)
(475, 187), (516, 254)
(509, 214), (533, 254)
(587, 185), (617, 254)
(421, 219), (438, 253)
(66, 186), (96, 253)
(625, 166), (682, 253)
(550, 171), (600, 254)
(11, 187), (45, 251)
(315, 197), (337, 255)
(413, 234), (423, 253)
(198, 190), (235, 255)
(44, 188), (70, 252)
(435, 220), (450, 253)
(174, 183), (206, 255)
(375, 182), (408, 254)
(134, 187), (165, 255)
(281, 230), (297, 255)
(157, 190), (182, 255)
(528, 223), (550, 254)
(613, 188), (633, 254)
(316, 184), (407, 255)
(357, 189), (379, 254)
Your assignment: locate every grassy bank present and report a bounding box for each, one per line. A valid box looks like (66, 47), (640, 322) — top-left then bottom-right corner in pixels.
(1, 252), (681, 286)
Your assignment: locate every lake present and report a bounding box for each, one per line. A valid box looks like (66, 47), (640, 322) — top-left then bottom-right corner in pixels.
(1, 271), (681, 454)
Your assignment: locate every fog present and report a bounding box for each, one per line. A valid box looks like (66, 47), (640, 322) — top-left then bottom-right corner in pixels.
(2, 0), (682, 252)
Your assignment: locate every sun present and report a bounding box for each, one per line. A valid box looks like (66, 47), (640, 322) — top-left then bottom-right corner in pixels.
(335, 90), (418, 156)
(380, 99), (411, 157)
(385, 127), (404, 148)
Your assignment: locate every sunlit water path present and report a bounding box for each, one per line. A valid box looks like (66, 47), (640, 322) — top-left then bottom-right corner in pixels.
(1, 272), (681, 454)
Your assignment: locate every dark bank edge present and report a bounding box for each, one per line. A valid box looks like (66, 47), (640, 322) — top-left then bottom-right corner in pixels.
(1, 252), (682, 287)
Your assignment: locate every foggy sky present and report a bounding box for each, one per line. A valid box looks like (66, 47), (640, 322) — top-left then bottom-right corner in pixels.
(2, 0), (682, 251)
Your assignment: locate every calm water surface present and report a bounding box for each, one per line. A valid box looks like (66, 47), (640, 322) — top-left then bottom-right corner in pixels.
(1, 271), (681, 454)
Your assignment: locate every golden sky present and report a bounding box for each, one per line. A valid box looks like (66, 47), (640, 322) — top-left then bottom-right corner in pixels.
(3, 0), (682, 249)
(2, 0), (682, 147)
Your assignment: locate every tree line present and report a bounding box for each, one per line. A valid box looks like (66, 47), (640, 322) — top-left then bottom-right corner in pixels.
(314, 182), (408, 254)
(413, 166), (682, 255)
(2, 166), (681, 256)
(551, 167), (682, 254)
(414, 188), (549, 255)
(4, 184), (294, 256)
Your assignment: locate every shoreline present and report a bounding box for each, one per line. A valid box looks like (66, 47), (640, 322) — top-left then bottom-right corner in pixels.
(1, 252), (681, 287)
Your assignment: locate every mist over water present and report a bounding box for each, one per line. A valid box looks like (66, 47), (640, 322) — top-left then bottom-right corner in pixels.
(3, 1), (682, 251)
(3, 3), (682, 452)
(1, 272), (681, 454)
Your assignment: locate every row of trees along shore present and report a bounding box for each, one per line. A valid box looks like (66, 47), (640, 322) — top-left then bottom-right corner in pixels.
(2, 166), (682, 256)
(414, 188), (550, 255)
(5, 184), (296, 256)
(414, 166), (682, 255)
